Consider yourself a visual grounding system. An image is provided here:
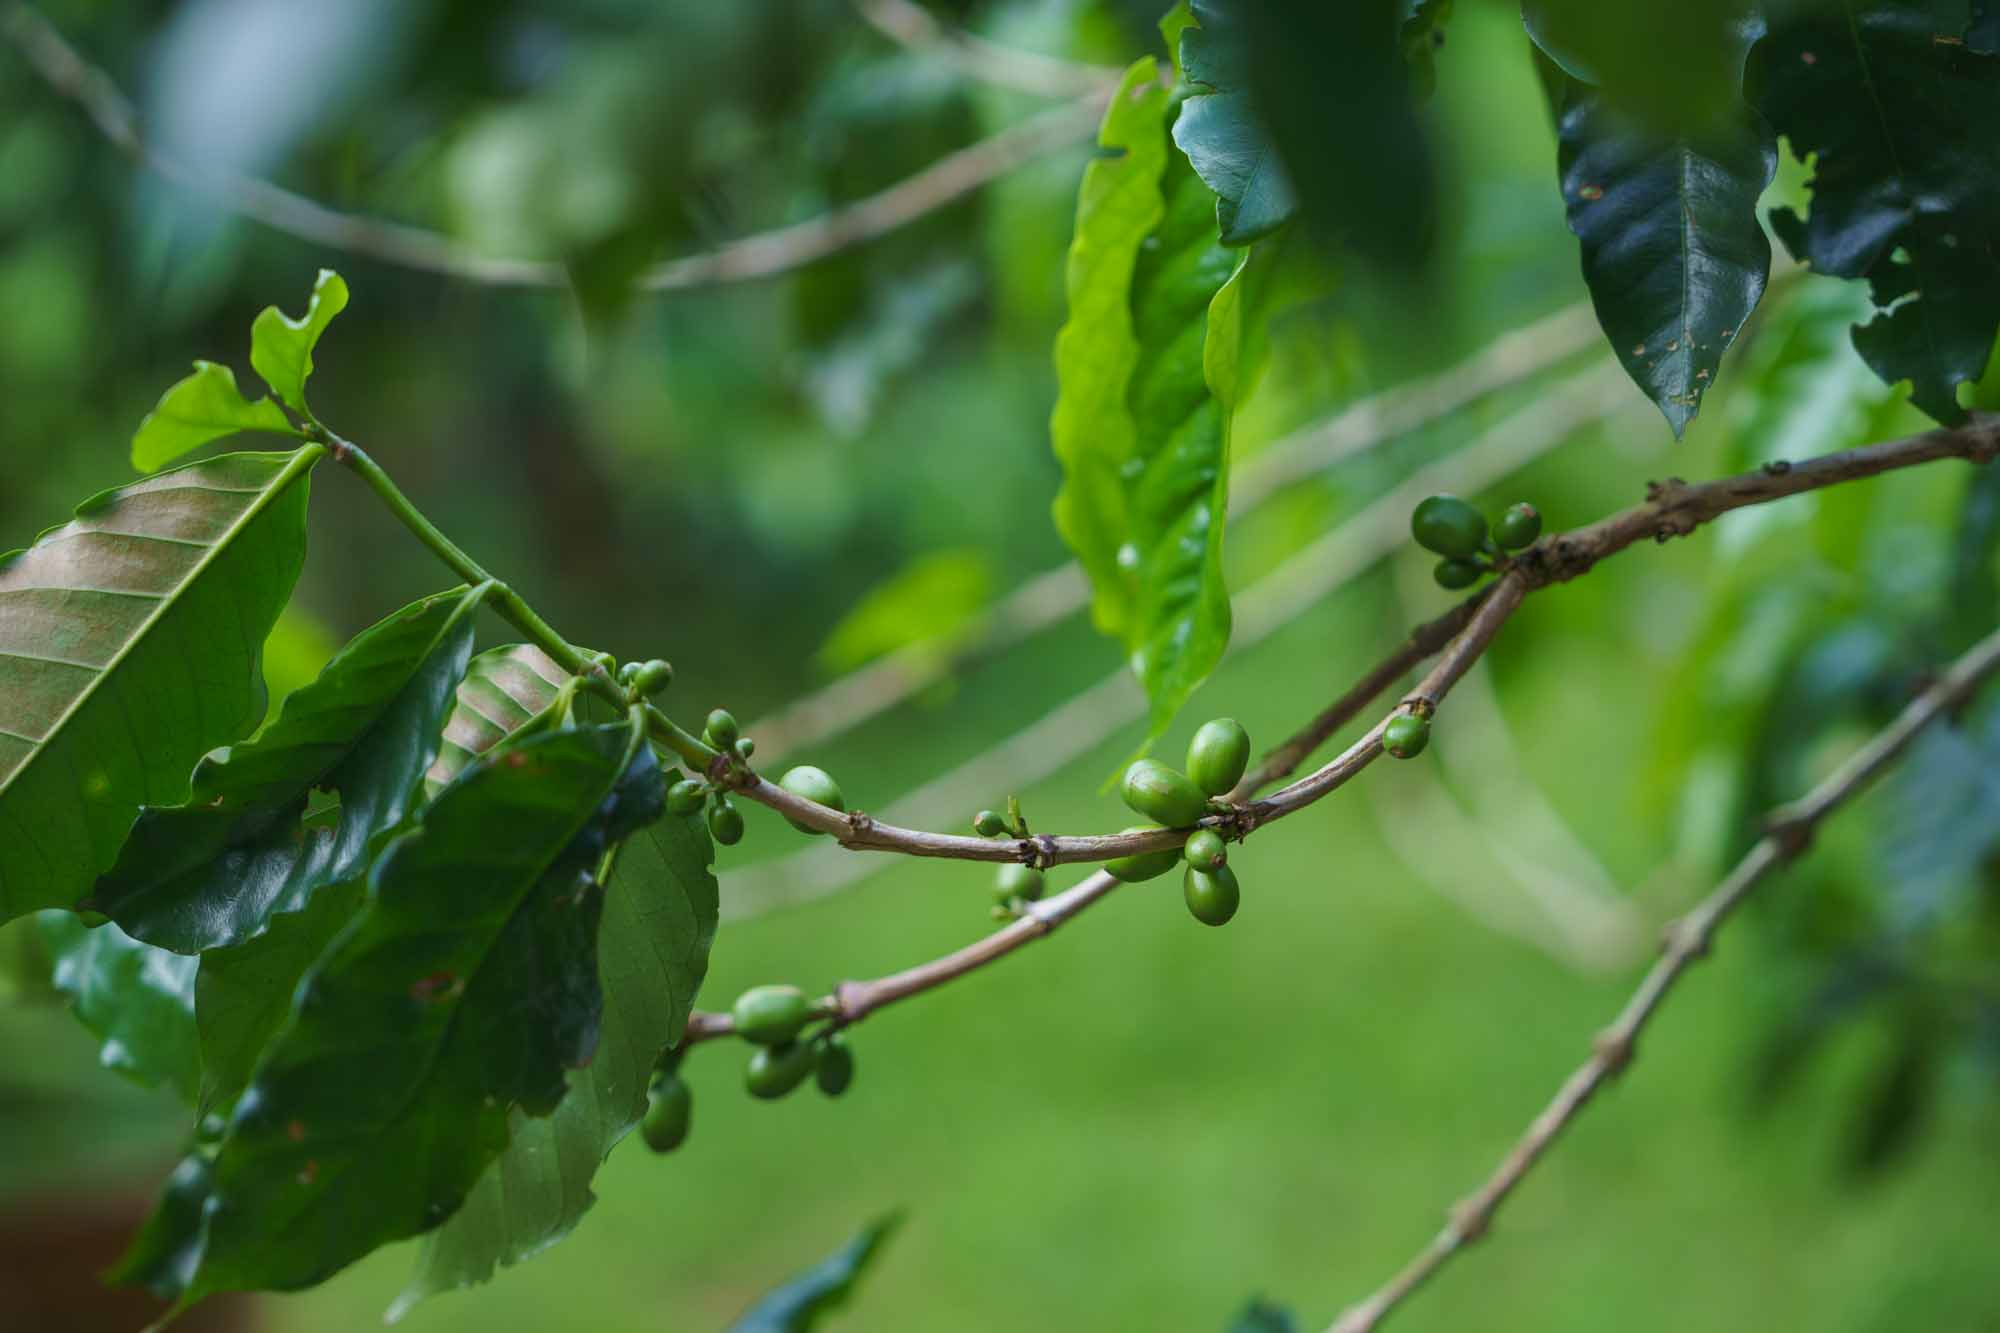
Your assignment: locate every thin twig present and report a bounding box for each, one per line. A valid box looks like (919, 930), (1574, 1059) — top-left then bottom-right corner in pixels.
(852, 0), (1122, 98)
(687, 415), (2000, 1041)
(730, 413), (2000, 859)
(1327, 621), (2000, 1333)
(727, 361), (1638, 920)
(0, 1), (1105, 293)
(750, 302), (1606, 762)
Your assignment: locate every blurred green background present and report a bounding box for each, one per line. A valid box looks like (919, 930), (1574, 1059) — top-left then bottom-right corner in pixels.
(3, 1), (1998, 1330)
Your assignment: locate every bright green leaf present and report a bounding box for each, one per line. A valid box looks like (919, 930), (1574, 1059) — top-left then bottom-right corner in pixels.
(250, 269), (350, 415)
(1127, 158), (1250, 746)
(1523, 0), (1760, 130)
(1554, 76), (1776, 435)
(0, 449), (320, 924)
(123, 721), (666, 1297)
(1747, 1), (2000, 423)
(425, 643), (575, 798)
(816, 549), (994, 675)
(389, 807), (718, 1319)
(131, 361), (299, 472)
(727, 1213), (905, 1333)
(91, 584), (491, 954)
(38, 911), (199, 1102)
(1051, 57), (1172, 638)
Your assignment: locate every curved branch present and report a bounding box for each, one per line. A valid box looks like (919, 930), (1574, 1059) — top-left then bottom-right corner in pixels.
(852, 0), (1122, 98)
(1, 1), (1105, 293)
(1326, 621), (2000, 1333)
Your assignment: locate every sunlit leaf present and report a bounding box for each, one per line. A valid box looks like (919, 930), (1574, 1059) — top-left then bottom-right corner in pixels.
(250, 269), (349, 415)
(93, 585), (489, 954)
(0, 449), (319, 924)
(389, 808), (718, 1320)
(1554, 75), (1775, 435)
(816, 549), (993, 675)
(123, 722), (665, 1297)
(1747, 1), (2000, 423)
(727, 1213), (904, 1333)
(130, 361), (299, 472)
(424, 643), (573, 798)
(38, 911), (199, 1101)
(1051, 57), (1172, 637)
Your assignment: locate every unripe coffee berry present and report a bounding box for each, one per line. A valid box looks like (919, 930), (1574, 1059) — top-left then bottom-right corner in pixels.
(1433, 558), (1483, 590)
(1104, 826), (1180, 882)
(1494, 502), (1542, 550)
(1183, 828), (1227, 872)
(973, 809), (1008, 838)
(1383, 712), (1431, 759)
(1411, 494), (1488, 559)
(707, 797), (745, 846)
(732, 983), (813, 1046)
(745, 1042), (817, 1100)
(1186, 718), (1250, 797)
(1184, 863), (1241, 927)
(640, 1076), (692, 1152)
(703, 708), (740, 749)
(777, 765), (845, 835)
(994, 862), (1045, 903)
(816, 1035), (854, 1097)
(666, 779), (707, 816)
(1121, 758), (1208, 828)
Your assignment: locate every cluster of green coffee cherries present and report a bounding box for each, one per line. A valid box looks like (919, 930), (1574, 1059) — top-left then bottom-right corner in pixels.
(1411, 494), (1542, 589)
(660, 707), (848, 847)
(640, 982), (854, 1154)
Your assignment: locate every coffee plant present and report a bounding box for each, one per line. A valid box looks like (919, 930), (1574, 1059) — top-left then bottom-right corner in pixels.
(2, 0), (1998, 1329)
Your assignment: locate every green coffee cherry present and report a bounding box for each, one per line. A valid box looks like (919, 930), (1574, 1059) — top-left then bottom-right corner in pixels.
(703, 708), (740, 749)
(816, 1035), (854, 1097)
(745, 1041), (818, 1100)
(1184, 863), (1241, 927)
(1411, 494), (1488, 559)
(640, 1076), (692, 1153)
(1101, 826), (1177, 882)
(707, 797), (744, 846)
(1121, 758), (1209, 829)
(732, 983), (813, 1046)
(994, 862), (1045, 903)
(1383, 712), (1431, 759)
(972, 809), (1008, 838)
(1494, 502), (1542, 550)
(627, 659), (674, 697)
(778, 764), (845, 835)
(1183, 828), (1227, 872)
(734, 736), (757, 761)
(666, 779), (707, 817)
(1433, 558), (1484, 590)
(1187, 718), (1251, 797)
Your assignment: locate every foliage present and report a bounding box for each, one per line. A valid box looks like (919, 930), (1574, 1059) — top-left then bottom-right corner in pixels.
(726, 1213), (904, 1333)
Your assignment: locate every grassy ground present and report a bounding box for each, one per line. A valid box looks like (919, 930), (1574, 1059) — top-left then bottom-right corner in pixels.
(262, 443), (2000, 1333)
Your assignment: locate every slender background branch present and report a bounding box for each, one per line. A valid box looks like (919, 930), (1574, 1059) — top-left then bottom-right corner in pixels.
(1327, 620), (2000, 1333)
(851, 0), (1123, 97)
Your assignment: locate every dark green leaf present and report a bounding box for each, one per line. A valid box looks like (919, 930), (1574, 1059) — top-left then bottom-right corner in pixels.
(93, 585), (489, 954)
(1175, 0), (1296, 245)
(193, 873), (363, 1117)
(727, 1213), (904, 1333)
(0, 449), (319, 924)
(1051, 58), (1173, 638)
(1523, 0), (1760, 130)
(1747, 1), (2000, 423)
(250, 270), (349, 415)
(130, 362), (300, 473)
(1555, 77), (1775, 435)
(1128, 158), (1251, 746)
(126, 721), (665, 1296)
(1947, 463), (2000, 652)
(1178, 0), (1435, 265)
(1970, 2), (1998, 51)
(389, 806), (719, 1319)
(424, 643), (574, 798)
(38, 911), (199, 1101)
(1229, 1297), (1300, 1333)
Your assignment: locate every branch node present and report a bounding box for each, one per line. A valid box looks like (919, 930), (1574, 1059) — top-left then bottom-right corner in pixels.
(1397, 693), (1437, 720)
(1447, 1198), (1492, 1245)
(1592, 1027), (1635, 1076)
(1028, 835), (1059, 870)
(1763, 812), (1814, 859)
(1761, 458), (1792, 476)
(1660, 915), (1709, 961)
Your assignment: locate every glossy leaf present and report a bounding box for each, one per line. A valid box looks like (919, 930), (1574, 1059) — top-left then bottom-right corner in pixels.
(727, 1213), (904, 1333)
(1050, 58), (1172, 637)
(424, 643), (573, 798)
(126, 722), (666, 1296)
(92, 584), (489, 953)
(193, 872), (362, 1117)
(250, 270), (350, 415)
(1128, 156), (1249, 746)
(38, 911), (200, 1102)
(389, 806), (719, 1319)
(0, 449), (319, 924)
(130, 362), (300, 472)
(1747, 1), (2000, 423)
(1174, 1), (1296, 245)
(1555, 77), (1775, 435)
